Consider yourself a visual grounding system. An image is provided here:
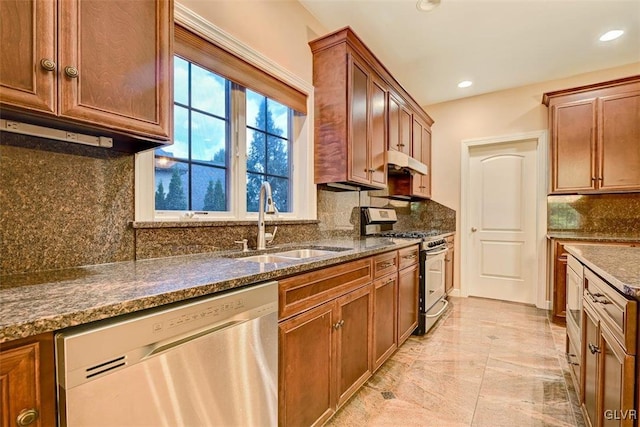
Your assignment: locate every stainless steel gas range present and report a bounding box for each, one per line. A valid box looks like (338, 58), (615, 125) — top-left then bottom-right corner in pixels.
(361, 207), (450, 335)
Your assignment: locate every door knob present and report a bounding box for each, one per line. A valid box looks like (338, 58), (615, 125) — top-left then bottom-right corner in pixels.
(471, 227), (477, 232)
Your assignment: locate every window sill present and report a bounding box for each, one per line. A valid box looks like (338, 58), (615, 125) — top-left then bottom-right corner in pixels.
(132, 219), (320, 229)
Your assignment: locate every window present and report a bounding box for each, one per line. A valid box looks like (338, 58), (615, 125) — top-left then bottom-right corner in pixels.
(155, 57), (231, 212)
(135, 18), (314, 222)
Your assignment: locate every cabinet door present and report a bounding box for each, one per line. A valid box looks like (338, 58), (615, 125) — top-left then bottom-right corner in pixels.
(552, 99), (597, 193)
(399, 106), (412, 156)
(335, 285), (373, 407)
(348, 56), (370, 185)
(398, 263), (419, 345)
(388, 93), (401, 152)
(0, 334), (55, 427)
(373, 274), (397, 370)
(0, 0), (56, 113)
(598, 91), (640, 192)
(600, 325), (636, 427)
(58, 0), (172, 140)
(411, 118), (431, 198)
(445, 246), (454, 294)
(279, 303), (335, 427)
(583, 303), (600, 427)
(553, 242), (568, 324)
(369, 77), (387, 187)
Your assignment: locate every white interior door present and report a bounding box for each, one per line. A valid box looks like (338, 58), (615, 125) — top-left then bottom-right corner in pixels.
(467, 140), (537, 304)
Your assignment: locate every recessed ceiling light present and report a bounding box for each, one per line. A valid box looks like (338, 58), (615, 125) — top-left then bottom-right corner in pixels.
(416, 0), (441, 12)
(599, 30), (624, 42)
(458, 80), (472, 88)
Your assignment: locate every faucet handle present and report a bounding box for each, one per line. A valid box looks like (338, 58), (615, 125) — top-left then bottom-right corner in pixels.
(265, 226), (278, 245)
(234, 239), (249, 252)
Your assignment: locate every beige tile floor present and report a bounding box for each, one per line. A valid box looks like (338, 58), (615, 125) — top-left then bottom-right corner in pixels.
(326, 296), (586, 427)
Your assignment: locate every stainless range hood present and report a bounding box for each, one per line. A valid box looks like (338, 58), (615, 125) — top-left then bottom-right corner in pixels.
(386, 150), (428, 176)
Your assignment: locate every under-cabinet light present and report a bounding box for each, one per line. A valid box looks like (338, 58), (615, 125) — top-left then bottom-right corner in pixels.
(599, 30), (624, 41)
(0, 119), (113, 148)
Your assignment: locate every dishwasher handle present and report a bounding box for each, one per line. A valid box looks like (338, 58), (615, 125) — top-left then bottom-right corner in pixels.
(146, 320), (244, 358)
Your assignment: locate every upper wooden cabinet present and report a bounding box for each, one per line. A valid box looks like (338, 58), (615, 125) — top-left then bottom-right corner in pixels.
(310, 27), (433, 194)
(543, 76), (640, 194)
(0, 0), (173, 152)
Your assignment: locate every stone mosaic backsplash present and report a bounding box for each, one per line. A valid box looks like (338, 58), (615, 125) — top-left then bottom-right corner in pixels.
(548, 193), (640, 234)
(1, 133), (456, 274)
(1, 133), (135, 275)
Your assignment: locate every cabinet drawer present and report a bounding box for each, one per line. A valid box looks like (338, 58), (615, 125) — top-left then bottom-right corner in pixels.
(279, 258), (373, 320)
(567, 254), (583, 277)
(398, 245), (419, 270)
(584, 268), (637, 354)
(373, 251), (398, 278)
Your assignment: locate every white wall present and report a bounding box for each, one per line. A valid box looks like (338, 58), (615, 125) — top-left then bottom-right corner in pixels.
(177, 0), (328, 85)
(425, 62), (640, 290)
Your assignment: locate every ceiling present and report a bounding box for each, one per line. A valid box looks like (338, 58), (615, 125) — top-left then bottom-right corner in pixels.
(298, 0), (640, 106)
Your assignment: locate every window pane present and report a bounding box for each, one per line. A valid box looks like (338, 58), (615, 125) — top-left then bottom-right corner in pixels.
(174, 56), (189, 105)
(247, 129), (266, 173)
(267, 135), (289, 177)
(192, 165), (227, 211)
(246, 172), (263, 212)
(159, 105), (189, 160)
(246, 89), (265, 131)
(267, 98), (289, 138)
(270, 177), (290, 212)
(191, 111), (227, 164)
(155, 161), (189, 211)
(191, 64), (227, 117)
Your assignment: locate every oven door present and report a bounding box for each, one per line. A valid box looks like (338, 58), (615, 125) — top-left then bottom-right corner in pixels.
(423, 247), (447, 311)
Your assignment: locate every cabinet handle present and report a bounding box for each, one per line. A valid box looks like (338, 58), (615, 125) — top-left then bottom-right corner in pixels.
(64, 66), (79, 78)
(368, 169), (376, 173)
(591, 176), (596, 181)
(384, 277), (395, 285)
(588, 342), (601, 354)
(40, 58), (56, 72)
(402, 254), (417, 260)
(398, 143), (405, 147)
(598, 177), (603, 181)
(333, 319), (345, 330)
(16, 409), (39, 426)
(378, 261), (395, 269)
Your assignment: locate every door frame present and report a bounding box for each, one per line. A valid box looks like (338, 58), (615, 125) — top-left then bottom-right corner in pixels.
(459, 130), (548, 309)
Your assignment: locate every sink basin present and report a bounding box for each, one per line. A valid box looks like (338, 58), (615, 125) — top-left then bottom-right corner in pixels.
(237, 254), (298, 263)
(233, 247), (349, 263)
(272, 249), (339, 259)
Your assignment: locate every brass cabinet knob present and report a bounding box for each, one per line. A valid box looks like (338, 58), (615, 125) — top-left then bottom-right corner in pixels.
(471, 227), (478, 232)
(40, 58), (56, 71)
(16, 408), (39, 426)
(64, 66), (79, 78)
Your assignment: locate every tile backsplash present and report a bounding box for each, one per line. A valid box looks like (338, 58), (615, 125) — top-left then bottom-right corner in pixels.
(1, 133), (135, 275)
(1, 133), (456, 275)
(548, 193), (640, 233)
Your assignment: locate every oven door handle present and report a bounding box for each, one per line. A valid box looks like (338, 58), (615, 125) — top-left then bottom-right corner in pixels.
(425, 248), (448, 257)
(425, 298), (449, 318)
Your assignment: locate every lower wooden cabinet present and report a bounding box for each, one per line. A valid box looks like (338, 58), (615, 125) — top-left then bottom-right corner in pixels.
(398, 262), (419, 345)
(580, 266), (638, 427)
(0, 333), (56, 427)
(278, 245), (419, 427)
(279, 303), (335, 427)
(335, 285), (373, 407)
(372, 273), (398, 370)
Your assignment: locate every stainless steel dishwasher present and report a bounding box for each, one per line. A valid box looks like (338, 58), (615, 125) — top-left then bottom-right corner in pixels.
(55, 281), (278, 427)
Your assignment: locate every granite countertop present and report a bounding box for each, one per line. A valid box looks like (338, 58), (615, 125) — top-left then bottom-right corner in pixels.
(0, 237), (421, 343)
(546, 231), (640, 242)
(564, 244), (640, 301)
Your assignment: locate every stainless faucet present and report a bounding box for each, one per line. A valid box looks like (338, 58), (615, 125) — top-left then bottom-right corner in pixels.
(257, 181), (277, 250)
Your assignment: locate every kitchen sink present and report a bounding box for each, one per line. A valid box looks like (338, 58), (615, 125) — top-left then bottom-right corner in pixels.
(272, 249), (339, 259)
(234, 246), (349, 263)
(236, 254), (298, 263)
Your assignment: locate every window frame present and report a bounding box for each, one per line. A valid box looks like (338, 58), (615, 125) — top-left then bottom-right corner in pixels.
(135, 4), (316, 222)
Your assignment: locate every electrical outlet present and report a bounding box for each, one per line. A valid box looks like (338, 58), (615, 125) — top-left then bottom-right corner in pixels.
(66, 132), (78, 141)
(6, 121), (19, 130)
